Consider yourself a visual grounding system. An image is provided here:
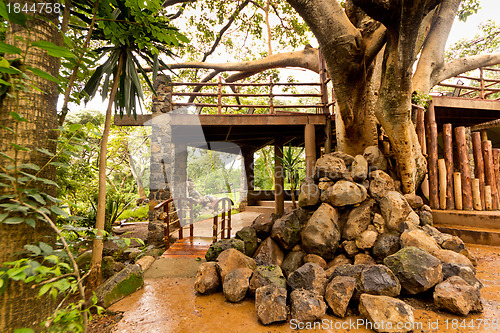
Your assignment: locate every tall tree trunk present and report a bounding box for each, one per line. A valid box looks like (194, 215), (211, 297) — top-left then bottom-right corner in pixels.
(88, 53), (124, 289)
(0, 1), (60, 331)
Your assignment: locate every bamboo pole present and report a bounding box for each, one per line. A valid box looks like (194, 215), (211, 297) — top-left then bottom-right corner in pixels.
(471, 132), (485, 210)
(485, 185), (493, 210)
(482, 140), (498, 210)
(438, 159), (447, 209)
(455, 127), (473, 210)
(443, 124), (455, 209)
(426, 122), (439, 209)
(472, 178), (482, 210)
(481, 130), (488, 142)
(453, 172), (463, 210)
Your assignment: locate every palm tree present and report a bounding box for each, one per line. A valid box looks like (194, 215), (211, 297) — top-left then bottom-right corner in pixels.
(276, 144), (304, 209)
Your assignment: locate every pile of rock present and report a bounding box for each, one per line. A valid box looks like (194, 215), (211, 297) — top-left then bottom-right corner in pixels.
(194, 146), (483, 331)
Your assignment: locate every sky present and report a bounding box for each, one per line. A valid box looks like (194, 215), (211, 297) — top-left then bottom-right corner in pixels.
(71, 1), (500, 115)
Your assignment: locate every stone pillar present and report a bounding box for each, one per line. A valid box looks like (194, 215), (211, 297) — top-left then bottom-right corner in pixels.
(274, 137), (284, 216)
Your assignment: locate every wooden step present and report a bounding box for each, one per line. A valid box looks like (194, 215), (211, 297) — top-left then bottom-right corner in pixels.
(256, 200), (293, 207)
(435, 224), (500, 246)
(245, 206), (275, 214)
(161, 237), (212, 258)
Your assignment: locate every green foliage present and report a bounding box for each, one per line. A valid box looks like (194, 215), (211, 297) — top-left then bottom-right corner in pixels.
(276, 143), (304, 193)
(446, 20), (500, 60)
(117, 205), (148, 221)
(411, 91), (431, 109)
(457, 0), (481, 22)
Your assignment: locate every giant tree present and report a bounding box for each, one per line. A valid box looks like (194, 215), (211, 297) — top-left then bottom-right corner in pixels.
(162, 0), (500, 194)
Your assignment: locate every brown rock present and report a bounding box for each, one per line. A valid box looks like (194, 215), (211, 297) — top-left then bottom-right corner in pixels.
(315, 154), (348, 180)
(194, 262), (220, 294)
(343, 199), (376, 240)
(249, 265), (287, 294)
(253, 237), (285, 267)
(325, 276), (356, 318)
(342, 240), (360, 257)
(216, 248), (257, 282)
(298, 178), (320, 207)
(327, 254), (352, 270)
(352, 155), (368, 182)
(404, 194), (424, 210)
(304, 254), (327, 269)
(301, 203), (341, 260)
(356, 230), (378, 249)
(379, 191), (413, 233)
(281, 251), (305, 278)
(354, 253), (376, 265)
(369, 170), (395, 200)
(434, 276), (482, 315)
(290, 289), (327, 322)
(255, 285), (288, 325)
(359, 294), (415, 333)
(288, 263), (328, 296)
(251, 213), (276, 239)
(322, 180), (368, 207)
(223, 267), (253, 302)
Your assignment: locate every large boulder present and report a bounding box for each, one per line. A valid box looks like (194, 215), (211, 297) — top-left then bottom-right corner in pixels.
(351, 155), (368, 182)
(271, 209), (305, 250)
(205, 238), (245, 261)
(281, 251), (305, 278)
(290, 289), (327, 322)
(249, 265), (287, 294)
(359, 294), (415, 333)
(331, 151), (355, 166)
(322, 180), (368, 207)
(343, 199), (376, 240)
(379, 191), (413, 233)
(135, 256), (155, 272)
(216, 248), (257, 282)
(324, 276), (356, 318)
(314, 154), (348, 180)
(400, 229), (441, 254)
(298, 178), (320, 207)
(253, 237), (285, 267)
(363, 146), (388, 172)
(251, 213), (276, 239)
(369, 170), (395, 200)
(94, 264), (144, 307)
(372, 233), (401, 261)
(358, 265), (401, 297)
(194, 262), (220, 294)
(432, 249), (474, 272)
(288, 263), (328, 296)
(442, 263), (482, 290)
(301, 203), (341, 260)
(236, 226), (259, 257)
(255, 285), (288, 325)
(433, 276), (483, 315)
(223, 267), (253, 302)
(384, 247), (443, 294)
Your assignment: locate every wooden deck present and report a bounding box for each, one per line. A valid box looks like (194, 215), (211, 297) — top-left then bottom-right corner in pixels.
(161, 237), (212, 258)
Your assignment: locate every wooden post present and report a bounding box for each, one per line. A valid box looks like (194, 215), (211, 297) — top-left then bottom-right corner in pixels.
(269, 76), (274, 114)
(493, 148), (500, 208)
(455, 127), (473, 210)
(274, 137), (284, 216)
(453, 172), (463, 210)
(481, 130), (488, 142)
(426, 121), (439, 209)
(480, 67), (486, 99)
(305, 124), (316, 180)
(165, 201), (170, 249)
(485, 185), (493, 211)
(217, 75), (222, 115)
(227, 204), (232, 238)
(189, 200), (194, 239)
(443, 124), (455, 209)
(416, 107), (426, 155)
(472, 178), (482, 210)
(213, 215), (218, 243)
(318, 50), (330, 115)
(178, 204), (183, 240)
(471, 132), (485, 210)
(438, 159), (447, 210)
(482, 140), (498, 210)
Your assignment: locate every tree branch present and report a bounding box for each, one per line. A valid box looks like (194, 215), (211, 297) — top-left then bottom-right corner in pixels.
(432, 53), (500, 86)
(200, 0), (251, 63)
(162, 0), (194, 7)
(188, 70), (221, 103)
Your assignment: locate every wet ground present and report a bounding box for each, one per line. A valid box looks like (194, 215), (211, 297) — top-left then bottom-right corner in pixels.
(108, 244), (500, 333)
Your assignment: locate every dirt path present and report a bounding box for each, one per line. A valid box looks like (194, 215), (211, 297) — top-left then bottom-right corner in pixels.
(108, 244), (500, 333)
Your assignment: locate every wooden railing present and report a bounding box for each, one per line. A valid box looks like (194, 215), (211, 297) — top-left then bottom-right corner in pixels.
(154, 197), (195, 249)
(434, 67), (500, 100)
(212, 197), (233, 243)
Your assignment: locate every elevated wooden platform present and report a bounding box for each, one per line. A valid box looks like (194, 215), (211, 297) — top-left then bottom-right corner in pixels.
(161, 237), (212, 258)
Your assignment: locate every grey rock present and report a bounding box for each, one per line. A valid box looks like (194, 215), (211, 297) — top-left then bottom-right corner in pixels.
(135, 256), (155, 271)
(288, 263), (328, 296)
(290, 289), (327, 322)
(343, 199), (376, 240)
(434, 276), (483, 315)
(251, 213), (276, 239)
(322, 180), (368, 207)
(216, 248), (257, 282)
(363, 146), (388, 172)
(315, 154), (348, 180)
(379, 191), (413, 233)
(271, 209), (305, 250)
(372, 233), (401, 261)
(384, 247), (443, 294)
(76, 250), (93, 270)
(223, 267), (253, 302)
(418, 205), (433, 226)
(95, 264), (143, 307)
(369, 170), (395, 200)
(282, 251), (305, 278)
(359, 294), (415, 333)
(194, 262), (220, 294)
(236, 226), (259, 257)
(253, 237), (285, 267)
(205, 238), (245, 261)
(432, 249), (475, 272)
(249, 265), (287, 294)
(404, 194), (424, 210)
(325, 276), (356, 318)
(255, 285), (288, 325)
(298, 178), (320, 207)
(352, 155), (368, 182)
(102, 256), (125, 280)
(441, 236), (465, 253)
(331, 151), (355, 166)
(331, 264), (367, 281)
(301, 203), (341, 260)
(442, 263), (482, 290)
(358, 265), (401, 297)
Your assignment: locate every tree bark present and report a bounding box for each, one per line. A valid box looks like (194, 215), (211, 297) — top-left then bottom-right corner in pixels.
(0, 1), (60, 331)
(88, 53), (125, 289)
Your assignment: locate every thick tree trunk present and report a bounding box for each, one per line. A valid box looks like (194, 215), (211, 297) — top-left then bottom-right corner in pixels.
(0, 1), (60, 331)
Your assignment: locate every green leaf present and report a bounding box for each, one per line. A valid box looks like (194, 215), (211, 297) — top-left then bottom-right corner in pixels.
(9, 111), (27, 122)
(0, 42), (22, 55)
(0, 66), (22, 75)
(24, 244), (41, 256)
(69, 123), (83, 132)
(25, 218), (36, 228)
(50, 206), (68, 217)
(36, 148), (54, 157)
(31, 41), (75, 59)
(19, 163), (40, 171)
(14, 329), (35, 333)
(39, 178), (59, 187)
(38, 283), (51, 297)
(7, 10), (28, 28)
(7, 267), (26, 280)
(3, 217), (24, 224)
(29, 194), (46, 205)
(26, 66), (59, 84)
(39, 242), (53, 255)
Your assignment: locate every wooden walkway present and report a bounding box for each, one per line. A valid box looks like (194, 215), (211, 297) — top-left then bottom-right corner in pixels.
(161, 237), (212, 258)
